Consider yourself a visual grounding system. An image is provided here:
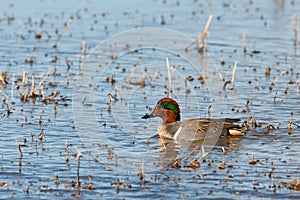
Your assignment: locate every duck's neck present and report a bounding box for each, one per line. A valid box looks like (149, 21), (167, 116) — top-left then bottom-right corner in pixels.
(158, 121), (180, 140)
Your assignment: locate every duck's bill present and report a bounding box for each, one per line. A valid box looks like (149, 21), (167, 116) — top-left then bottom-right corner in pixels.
(141, 112), (156, 119)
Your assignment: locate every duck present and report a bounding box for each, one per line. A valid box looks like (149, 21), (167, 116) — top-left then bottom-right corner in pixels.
(142, 97), (244, 142)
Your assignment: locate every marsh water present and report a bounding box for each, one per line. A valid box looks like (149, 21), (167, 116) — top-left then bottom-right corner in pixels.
(1, 0), (300, 199)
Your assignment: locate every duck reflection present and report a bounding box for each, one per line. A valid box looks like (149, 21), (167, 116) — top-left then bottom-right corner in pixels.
(157, 135), (243, 168)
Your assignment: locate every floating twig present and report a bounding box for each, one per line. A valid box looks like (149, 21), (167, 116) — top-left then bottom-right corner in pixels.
(271, 71), (286, 86)
(127, 66), (146, 86)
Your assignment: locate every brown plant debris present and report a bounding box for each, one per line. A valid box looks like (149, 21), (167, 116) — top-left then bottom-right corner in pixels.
(288, 179), (300, 191)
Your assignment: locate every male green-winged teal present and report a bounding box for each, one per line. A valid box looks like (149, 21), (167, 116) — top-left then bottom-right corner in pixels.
(142, 97), (244, 141)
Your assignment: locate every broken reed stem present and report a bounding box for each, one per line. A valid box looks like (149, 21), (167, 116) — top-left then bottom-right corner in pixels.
(166, 57), (172, 98)
(38, 69), (52, 100)
(39, 85), (44, 99)
(53, 16), (73, 48)
(198, 145), (208, 161)
(198, 15), (213, 41)
(222, 146), (227, 155)
(16, 139), (27, 158)
(16, 139), (23, 158)
(75, 146), (83, 189)
(54, 105), (57, 117)
(31, 73), (35, 94)
(80, 41), (86, 74)
(39, 125), (44, 140)
(38, 68), (53, 88)
(243, 33), (247, 53)
(251, 115), (257, 127)
(39, 109), (44, 124)
(185, 15), (213, 52)
(197, 15), (213, 52)
(185, 79), (191, 94)
(231, 61), (238, 86)
(22, 71), (27, 86)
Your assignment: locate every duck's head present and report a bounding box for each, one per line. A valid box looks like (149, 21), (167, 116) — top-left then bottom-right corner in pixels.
(142, 98), (181, 124)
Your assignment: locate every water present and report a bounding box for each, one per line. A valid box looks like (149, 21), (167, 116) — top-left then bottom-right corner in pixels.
(0, 0), (300, 199)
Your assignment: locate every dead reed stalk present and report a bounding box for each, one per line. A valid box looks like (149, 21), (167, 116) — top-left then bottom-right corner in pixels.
(185, 15), (213, 53)
(53, 16), (73, 48)
(166, 57), (173, 98)
(80, 41), (86, 74)
(243, 33), (247, 53)
(231, 61), (238, 87)
(16, 139), (27, 158)
(272, 71), (286, 86)
(75, 146), (83, 189)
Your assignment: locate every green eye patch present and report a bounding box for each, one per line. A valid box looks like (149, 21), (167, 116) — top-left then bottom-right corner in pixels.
(161, 102), (178, 115)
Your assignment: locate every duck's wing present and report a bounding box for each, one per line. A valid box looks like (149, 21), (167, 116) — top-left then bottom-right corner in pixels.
(174, 119), (213, 141)
(175, 118), (242, 141)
